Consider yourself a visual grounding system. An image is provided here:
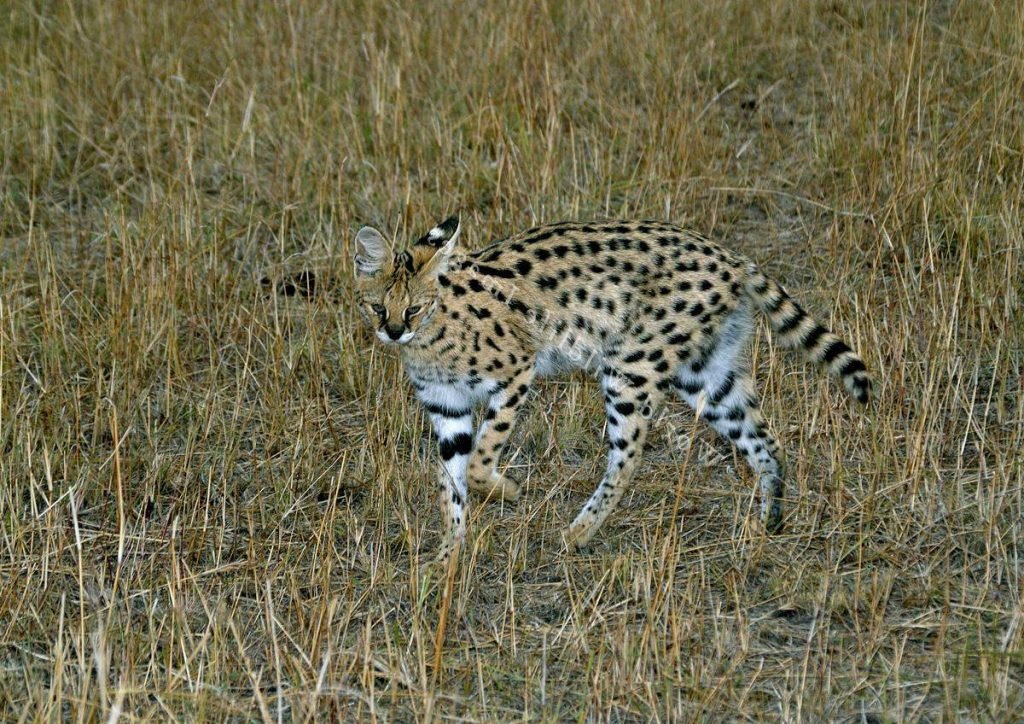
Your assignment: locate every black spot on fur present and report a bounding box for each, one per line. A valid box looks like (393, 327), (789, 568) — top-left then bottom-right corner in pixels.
(710, 372), (735, 404)
(777, 307), (806, 334)
(681, 381), (701, 395)
(424, 402), (471, 418)
(802, 325), (828, 350)
(839, 358), (867, 376)
(821, 340), (851, 363)
(440, 433), (473, 460)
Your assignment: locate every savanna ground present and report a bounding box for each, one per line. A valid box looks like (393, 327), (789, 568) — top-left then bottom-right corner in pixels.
(1, 0), (1022, 720)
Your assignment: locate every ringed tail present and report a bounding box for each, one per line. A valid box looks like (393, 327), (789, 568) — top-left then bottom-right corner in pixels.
(744, 265), (871, 404)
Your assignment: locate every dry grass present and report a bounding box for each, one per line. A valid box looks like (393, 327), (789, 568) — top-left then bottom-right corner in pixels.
(1, 0), (1022, 720)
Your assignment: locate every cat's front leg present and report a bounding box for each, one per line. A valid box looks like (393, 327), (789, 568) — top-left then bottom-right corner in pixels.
(419, 384), (475, 564)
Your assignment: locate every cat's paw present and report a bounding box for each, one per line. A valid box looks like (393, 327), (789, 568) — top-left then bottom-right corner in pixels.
(469, 472), (521, 502)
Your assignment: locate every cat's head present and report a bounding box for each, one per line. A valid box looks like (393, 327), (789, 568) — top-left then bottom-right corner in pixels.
(351, 215), (461, 345)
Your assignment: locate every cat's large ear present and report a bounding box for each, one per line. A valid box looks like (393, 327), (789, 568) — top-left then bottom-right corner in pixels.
(353, 226), (391, 277)
(418, 216), (461, 278)
(415, 215), (461, 249)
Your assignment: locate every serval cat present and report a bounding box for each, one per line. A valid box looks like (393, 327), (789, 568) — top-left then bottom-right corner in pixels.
(352, 215), (871, 564)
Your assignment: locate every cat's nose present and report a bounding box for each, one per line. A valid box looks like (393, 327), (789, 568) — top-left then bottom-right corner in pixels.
(384, 324), (405, 341)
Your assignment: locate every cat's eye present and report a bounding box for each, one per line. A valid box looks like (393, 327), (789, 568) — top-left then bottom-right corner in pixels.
(405, 305), (423, 319)
(370, 303), (387, 317)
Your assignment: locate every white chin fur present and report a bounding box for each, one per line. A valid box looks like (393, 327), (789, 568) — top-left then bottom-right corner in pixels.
(376, 329), (416, 345)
